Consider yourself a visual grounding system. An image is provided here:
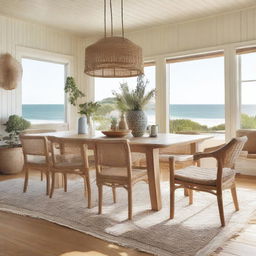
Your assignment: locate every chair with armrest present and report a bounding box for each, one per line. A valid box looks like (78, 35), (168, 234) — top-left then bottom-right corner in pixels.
(95, 139), (148, 220)
(20, 135), (51, 195)
(47, 136), (95, 208)
(169, 136), (247, 226)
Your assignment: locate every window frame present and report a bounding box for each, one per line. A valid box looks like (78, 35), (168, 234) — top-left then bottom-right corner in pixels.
(166, 51), (225, 136)
(16, 46), (73, 130)
(237, 47), (256, 129)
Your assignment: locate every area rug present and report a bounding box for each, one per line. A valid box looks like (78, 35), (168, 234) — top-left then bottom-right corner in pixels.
(0, 178), (256, 256)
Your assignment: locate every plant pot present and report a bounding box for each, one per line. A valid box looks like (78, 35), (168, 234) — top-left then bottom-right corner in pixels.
(78, 116), (87, 134)
(126, 110), (147, 137)
(0, 146), (24, 174)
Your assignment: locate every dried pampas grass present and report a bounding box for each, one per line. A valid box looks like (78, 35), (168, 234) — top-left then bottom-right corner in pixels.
(0, 53), (23, 90)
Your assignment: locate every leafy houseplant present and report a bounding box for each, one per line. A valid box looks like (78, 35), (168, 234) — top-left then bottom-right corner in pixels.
(64, 76), (85, 106)
(4, 115), (31, 146)
(113, 75), (155, 137)
(64, 76), (87, 134)
(78, 101), (101, 135)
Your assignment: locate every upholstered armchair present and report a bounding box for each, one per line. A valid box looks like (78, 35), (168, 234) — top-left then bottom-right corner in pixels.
(235, 129), (256, 176)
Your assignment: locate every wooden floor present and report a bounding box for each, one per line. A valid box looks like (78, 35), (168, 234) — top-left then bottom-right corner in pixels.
(0, 172), (255, 256)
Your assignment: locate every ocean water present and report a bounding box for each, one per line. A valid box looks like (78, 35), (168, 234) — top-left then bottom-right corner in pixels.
(22, 104), (65, 123)
(22, 104), (256, 126)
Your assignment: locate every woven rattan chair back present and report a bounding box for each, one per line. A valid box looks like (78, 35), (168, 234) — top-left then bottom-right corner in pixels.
(20, 135), (49, 158)
(216, 136), (248, 169)
(47, 136), (89, 169)
(95, 139), (132, 172)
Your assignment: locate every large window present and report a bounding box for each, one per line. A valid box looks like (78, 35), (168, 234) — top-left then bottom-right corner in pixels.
(94, 65), (156, 130)
(238, 50), (256, 129)
(168, 53), (225, 139)
(22, 58), (66, 123)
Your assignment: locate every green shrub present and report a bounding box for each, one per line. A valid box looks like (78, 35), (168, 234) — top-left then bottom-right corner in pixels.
(210, 124), (225, 131)
(170, 119), (208, 133)
(241, 113), (256, 129)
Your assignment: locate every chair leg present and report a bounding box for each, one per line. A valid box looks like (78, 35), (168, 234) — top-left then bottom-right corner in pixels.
(112, 186), (117, 203)
(23, 167), (29, 193)
(98, 185), (103, 214)
(40, 171), (43, 181)
(184, 188), (189, 197)
(85, 175), (92, 208)
(46, 172), (50, 196)
(128, 186), (133, 220)
(231, 184), (239, 211)
(170, 185), (175, 219)
(63, 173), (67, 192)
(49, 172), (55, 198)
(217, 191), (225, 227)
(188, 189), (193, 205)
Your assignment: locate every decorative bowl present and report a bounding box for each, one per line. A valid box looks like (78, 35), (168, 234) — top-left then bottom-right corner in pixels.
(101, 130), (131, 138)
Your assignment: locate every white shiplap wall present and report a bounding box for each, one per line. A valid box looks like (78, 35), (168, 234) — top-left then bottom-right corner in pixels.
(124, 7), (256, 57)
(0, 14), (86, 132)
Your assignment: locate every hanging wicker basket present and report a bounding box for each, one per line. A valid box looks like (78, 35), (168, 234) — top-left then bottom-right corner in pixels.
(0, 53), (23, 90)
(85, 36), (144, 78)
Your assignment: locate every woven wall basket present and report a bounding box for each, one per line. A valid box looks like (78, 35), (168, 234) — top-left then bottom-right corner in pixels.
(0, 53), (23, 90)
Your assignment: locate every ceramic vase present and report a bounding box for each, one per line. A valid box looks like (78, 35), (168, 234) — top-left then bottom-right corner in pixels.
(78, 116), (87, 134)
(118, 113), (128, 130)
(126, 110), (147, 137)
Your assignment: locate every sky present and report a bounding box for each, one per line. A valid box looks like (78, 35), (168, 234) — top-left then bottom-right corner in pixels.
(22, 53), (256, 105)
(22, 58), (65, 104)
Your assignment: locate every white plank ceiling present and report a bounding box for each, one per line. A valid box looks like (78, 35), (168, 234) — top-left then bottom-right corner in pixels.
(0, 0), (255, 36)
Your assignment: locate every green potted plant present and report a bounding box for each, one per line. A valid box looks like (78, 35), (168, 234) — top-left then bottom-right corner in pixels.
(113, 75), (155, 137)
(0, 115), (30, 174)
(64, 76), (86, 133)
(78, 101), (101, 135)
(4, 115), (31, 145)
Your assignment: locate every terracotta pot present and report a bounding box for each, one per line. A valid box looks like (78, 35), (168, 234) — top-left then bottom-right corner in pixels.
(0, 146), (24, 174)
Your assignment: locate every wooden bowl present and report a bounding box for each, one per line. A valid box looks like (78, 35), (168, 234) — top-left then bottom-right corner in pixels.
(101, 130), (131, 138)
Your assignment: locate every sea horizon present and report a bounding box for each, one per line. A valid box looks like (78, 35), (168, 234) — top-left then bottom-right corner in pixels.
(22, 103), (256, 127)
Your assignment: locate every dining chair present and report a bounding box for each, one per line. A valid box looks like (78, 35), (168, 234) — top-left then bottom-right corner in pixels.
(20, 135), (51, 195)
(47, 136), (95, 208)
(169, 136), (247, 226)
(95, 139), (148, 220)
(21, 129), (56, 181)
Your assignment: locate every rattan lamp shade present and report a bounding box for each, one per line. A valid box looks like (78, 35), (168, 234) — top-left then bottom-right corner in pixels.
(84, 36), (144, 78)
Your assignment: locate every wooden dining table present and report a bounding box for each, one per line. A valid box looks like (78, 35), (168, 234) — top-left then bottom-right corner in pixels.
(30, 131), (212, 211)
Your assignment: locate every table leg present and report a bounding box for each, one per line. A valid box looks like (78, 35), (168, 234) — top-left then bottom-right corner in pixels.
(146, 148), (162, 211)
(54, 173), (64, 188)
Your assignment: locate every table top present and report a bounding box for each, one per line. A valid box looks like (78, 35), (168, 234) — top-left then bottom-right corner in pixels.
(28, 131), (213, 148)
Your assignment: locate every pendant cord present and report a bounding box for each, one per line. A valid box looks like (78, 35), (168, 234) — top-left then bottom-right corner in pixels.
(104, 0), (106, 37)
(121, 0), (124, 37)
(110, 0), (113, 36)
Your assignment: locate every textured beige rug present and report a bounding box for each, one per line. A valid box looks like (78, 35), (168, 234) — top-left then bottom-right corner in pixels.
(0, 178), (255, 256)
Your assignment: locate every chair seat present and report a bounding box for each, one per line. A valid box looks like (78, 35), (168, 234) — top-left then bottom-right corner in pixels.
(54, 154), (95, 169)
(27, 155), (48, 165)
(101, 167), (147, 179)
(160, 154), (193, 163)
(175, 166), (236, 186)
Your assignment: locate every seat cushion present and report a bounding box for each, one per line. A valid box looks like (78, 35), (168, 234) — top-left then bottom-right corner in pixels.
(175, 166), (236, 186)
(159, 154), (193, 163)
(101, 167), (147, 178)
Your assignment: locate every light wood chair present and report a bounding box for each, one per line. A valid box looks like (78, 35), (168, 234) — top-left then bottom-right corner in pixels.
(95, 139), (148, 220)
(169, 136), (247, 227)
(20, 135), (51, 195)
(21, 129), (56, 181)
(47, 136), (95, 208)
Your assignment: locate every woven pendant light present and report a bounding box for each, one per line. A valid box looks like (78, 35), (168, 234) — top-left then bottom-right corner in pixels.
(84, 0), (144, 78)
